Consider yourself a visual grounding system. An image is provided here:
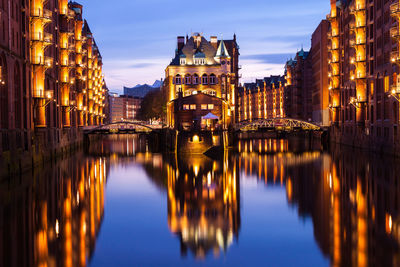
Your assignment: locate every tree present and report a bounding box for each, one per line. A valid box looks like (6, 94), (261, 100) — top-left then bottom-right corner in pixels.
(137, 89), (166, 123)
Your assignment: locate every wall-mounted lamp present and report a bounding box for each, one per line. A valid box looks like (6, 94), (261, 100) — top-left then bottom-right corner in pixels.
(349, 96), (365, 108)
(390, 89), (400, 102)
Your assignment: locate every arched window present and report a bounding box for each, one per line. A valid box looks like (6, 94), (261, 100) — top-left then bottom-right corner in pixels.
(185, 74), (191, 85)
(202, 74), (208, 85)
(209, 74), (217, 85)
(0, 54), (8, 129)
(14, 62), (21, 129)
(175, 74), (181, 85)
(193, 74), (199, 85)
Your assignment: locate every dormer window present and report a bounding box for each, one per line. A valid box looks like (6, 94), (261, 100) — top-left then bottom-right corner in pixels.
(194, 51), (206, 65)
(179, 54), (186, 65)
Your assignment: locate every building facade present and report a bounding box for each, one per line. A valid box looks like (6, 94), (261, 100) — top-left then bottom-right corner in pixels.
(311, 20), (330, 126)
(284, 49), (313, 122)
(0, 0), (107, 175)
(237, 76), (285, 122)
(109, 94), (142, 123)
(164, 33), (240, 130)
(328, 0), (400, 152)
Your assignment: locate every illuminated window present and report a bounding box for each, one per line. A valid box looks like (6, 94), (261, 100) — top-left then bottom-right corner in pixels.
(209, 74), (217, 84)
(202, 74), (208, 85)
(183, 104), (190, 110)
(175, 75), (181, 85)
(190, 104), (196, 110)
(185, 75), (191, 84)
(384, 75), (389, 93)
(208, 104), (214, 110)
(193, 74), (199, 84)
(201, 104), (208, 110)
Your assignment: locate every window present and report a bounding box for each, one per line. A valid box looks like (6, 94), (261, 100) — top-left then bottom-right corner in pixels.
(190, 104), (196, 110)
(201, 104), (208, 110)
(202, 75), (208, 85)
(185, 75), (191, 85)
(384, 75), (389, 93)
(183, 104), (190, 110)
(193, 74), (199, 84)
(175, 75), (181, 85)
(209, 74), (217, 84)
(180, 58), (186, 65)
(208, 104), (214, 110)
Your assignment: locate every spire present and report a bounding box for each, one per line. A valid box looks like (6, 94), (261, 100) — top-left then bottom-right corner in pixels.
(215, 39), (230, 58)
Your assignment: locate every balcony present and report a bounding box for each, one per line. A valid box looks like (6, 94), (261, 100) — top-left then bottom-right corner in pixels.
(31, 8), (53, 22)
(32, 56), (53, 67)
(349, 39), (366, 47)
(349, 22), (366, 31)
(31, 32), (53, 45)
(391, 51), (400, 64)
(349, 5), (366, 14)
(391, 26), (400, 39)
(390, 3), (400, 17)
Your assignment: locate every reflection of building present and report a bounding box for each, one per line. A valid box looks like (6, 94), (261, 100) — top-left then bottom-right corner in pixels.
(0, 155), (107, 267)
(164, 33), (240, 130)
(109, 94), (142, 122)
(166, 154), (240, 259)
(237, 76), (285, 121)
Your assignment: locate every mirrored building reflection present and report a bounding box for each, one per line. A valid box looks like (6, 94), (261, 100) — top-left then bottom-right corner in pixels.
(165, 153), (240, 259)
(0, 154), (108, 267)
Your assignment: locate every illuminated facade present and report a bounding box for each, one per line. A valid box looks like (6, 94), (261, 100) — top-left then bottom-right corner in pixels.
(0, 1), (107, 174)
(237, 76), (285, 122)
(164, 33), (240, 130)
(328, 0), (400, 152)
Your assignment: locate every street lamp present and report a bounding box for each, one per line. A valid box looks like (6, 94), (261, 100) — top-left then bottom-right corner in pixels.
(390, 89), (400, 102)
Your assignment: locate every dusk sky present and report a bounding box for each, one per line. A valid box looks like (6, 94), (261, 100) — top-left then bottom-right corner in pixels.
(80, 0), (330, 94)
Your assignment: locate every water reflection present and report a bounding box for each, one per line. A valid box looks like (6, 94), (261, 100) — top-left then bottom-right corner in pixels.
(0, 155), (107, 267)
(2, 136), (400, 266)
(165, 154), (240, 259)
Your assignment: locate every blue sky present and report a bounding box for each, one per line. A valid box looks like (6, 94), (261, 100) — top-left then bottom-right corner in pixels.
(80, 0), (330, 94)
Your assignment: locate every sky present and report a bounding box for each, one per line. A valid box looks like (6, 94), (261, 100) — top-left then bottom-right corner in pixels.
(80, 0), (330, 94)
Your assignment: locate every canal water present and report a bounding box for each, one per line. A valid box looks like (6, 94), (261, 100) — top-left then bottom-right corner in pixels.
(1, 135), (400, 267)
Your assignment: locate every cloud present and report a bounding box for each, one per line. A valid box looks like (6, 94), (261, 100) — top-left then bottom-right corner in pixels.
(128, 63), (157, 69)
(242, 53), (294, 65)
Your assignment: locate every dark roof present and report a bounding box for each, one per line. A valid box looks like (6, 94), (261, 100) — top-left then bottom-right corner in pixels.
(123, 85), (160, 98)
(170, 35), (239, 66)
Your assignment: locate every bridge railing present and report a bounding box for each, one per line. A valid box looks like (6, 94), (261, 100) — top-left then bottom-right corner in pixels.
(235, 118), (322, 132)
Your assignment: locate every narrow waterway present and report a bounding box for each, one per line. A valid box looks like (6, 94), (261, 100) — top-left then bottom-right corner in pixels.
(1, 135), (400, 267)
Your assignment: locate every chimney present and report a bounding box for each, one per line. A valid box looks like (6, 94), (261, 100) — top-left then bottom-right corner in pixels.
(210, 36), (218, 49)
(177, 36), (185, 50)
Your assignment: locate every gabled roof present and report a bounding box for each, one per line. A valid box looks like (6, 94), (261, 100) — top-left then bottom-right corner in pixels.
(215, 40), (230, 58)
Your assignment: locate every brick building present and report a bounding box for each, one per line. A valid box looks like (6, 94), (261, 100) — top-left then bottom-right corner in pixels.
(164, 33), (240, 130)
(311, 20), (330, 126)
(284, 49), (313, 122)
(328, 0), (400, 152)
(109, 94), (142, 122)
(0, 0), (107, 174)
(237, 76), (285, 122)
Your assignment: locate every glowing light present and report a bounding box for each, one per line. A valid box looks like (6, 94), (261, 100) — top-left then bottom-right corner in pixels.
(193, 135), (199, 143)
(55, 219), (59, 237)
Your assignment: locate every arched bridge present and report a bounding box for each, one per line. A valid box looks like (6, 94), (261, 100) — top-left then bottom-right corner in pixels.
(84, 121), (161, 135)
(235, 118), (322, 132)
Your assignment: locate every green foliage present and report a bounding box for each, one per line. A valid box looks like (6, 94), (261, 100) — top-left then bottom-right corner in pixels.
(137, 89), (166, 122)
